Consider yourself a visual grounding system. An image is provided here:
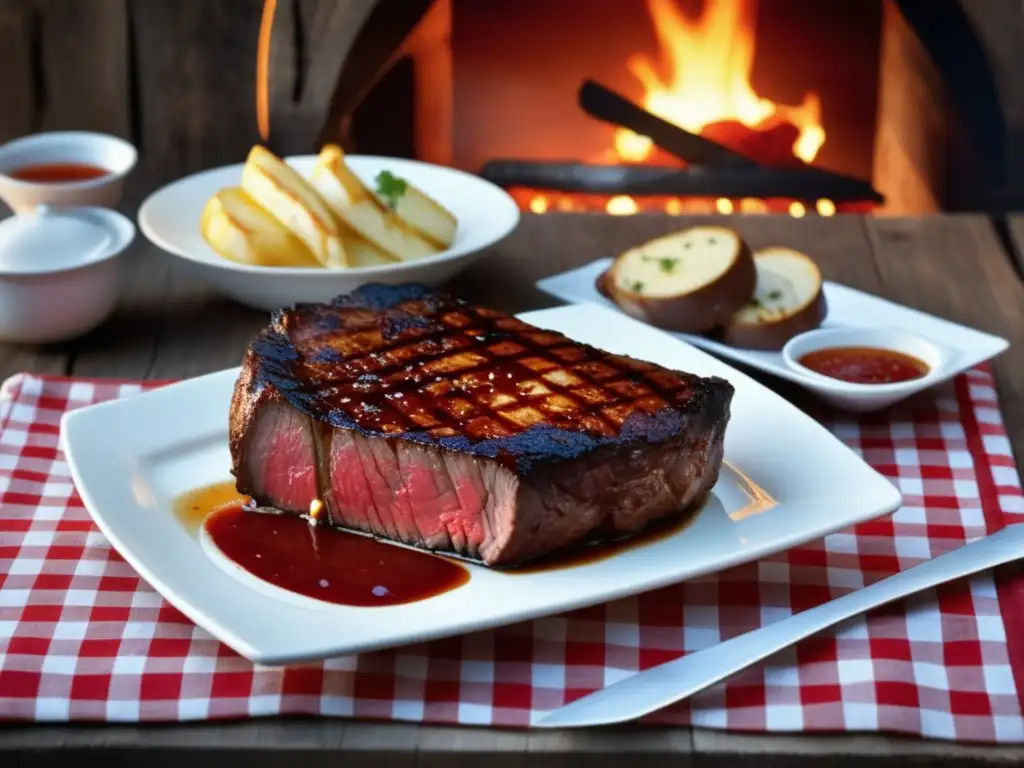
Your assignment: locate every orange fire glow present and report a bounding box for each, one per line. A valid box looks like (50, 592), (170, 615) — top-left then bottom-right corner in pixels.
(616, 0), (825, 165)
(256, 0), (277, 143)
(521, 0), (835, 217)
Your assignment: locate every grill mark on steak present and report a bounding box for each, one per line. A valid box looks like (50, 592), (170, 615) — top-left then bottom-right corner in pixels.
(230, 284), (735, 567)
(248, 284), (720, 474)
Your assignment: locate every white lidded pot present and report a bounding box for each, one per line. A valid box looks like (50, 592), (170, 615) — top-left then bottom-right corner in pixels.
(0, 204), (135, 344)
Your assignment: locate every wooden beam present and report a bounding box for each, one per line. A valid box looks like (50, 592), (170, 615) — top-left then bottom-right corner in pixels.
(36, 0), (131, 139)
(0, 0), (35, 145)
(317, 0), (433, 151)
(956, 0), (1024, 205)
(129, 0), (263, 183)
(266, 0), (384, 155)
(872, 0), (946, 215)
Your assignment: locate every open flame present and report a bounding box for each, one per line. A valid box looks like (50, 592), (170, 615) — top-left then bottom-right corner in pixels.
(616, 0), (825, 165)
(525, 0), (835, 217)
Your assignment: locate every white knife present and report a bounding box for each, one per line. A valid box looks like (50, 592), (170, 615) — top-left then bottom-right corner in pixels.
(533, 523), (1024, 728)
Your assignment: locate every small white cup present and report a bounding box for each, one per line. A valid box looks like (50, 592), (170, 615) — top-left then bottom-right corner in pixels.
(781, 326), (953, 412)
(0, 131), (138, 213)
(0, 204), (135, 344)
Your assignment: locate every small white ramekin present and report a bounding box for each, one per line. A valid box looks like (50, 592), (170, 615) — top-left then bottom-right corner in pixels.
(781, 326), (953, 412)
(0, 204), (135, 344)
(0, 131), (137, 213)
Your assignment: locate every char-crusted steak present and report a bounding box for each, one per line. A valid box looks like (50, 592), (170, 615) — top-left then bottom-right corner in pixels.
(229, 284), (734, 567)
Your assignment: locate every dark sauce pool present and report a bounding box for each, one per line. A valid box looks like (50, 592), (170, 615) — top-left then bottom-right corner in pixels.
(177, 481), (469, 607)
(176, 481), (706, 604)
(204, 504), (470, 607)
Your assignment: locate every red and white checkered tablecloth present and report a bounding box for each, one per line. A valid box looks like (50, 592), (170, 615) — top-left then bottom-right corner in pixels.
(2, 370), (1024, 741)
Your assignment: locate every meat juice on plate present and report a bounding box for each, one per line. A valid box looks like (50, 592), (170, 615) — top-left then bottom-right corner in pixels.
(175, 480), (469, 607)
(174, 478), (707, 600)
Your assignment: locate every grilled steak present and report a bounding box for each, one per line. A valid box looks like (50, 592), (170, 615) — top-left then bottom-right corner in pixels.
(229, 284), (734, 567)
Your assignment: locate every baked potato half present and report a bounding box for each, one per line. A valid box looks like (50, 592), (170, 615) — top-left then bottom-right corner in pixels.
(373, 169), (457, 249)
(718, 246), (827, 350)
(308, 144), (441, 263)
(200, 187), (321, 268)
(600, 226), (757, 334)
(239, 145), (348, 268)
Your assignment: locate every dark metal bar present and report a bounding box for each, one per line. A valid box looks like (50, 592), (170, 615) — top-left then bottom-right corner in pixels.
(578, 80), (757, 169)
(575, 79), (883, 203)
(479, 160), (885, 204)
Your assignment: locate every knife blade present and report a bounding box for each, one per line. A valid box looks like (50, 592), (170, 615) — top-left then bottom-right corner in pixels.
(533, 523), (1024, 728)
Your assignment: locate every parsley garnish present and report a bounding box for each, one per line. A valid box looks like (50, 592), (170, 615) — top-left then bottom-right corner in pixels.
(767, 290), (782, 301)
(629, 280), (645, 293)
(658, 258), (677, 273)
(375, 170), (408, 209)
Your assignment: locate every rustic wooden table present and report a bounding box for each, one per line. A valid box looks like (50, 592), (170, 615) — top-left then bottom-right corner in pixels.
(3, 212), (1024, 766)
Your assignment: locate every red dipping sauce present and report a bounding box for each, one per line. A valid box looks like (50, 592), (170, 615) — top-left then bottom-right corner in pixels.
(204, 504), (469, 607)
(8, 162), (109, 183)
(798, 346), (929, 385)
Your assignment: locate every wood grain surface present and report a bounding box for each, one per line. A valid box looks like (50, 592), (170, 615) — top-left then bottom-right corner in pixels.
(2, 213), (1024, 766)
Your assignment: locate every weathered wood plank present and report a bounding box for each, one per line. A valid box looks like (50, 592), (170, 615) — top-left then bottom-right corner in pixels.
(68, 246), (176, 380)
(691, 728), (1024, 767)
(957, 0), (1024, 200)
(1003, 213), (1024, 277)
(525, 727), (693, 767)
(70, 244), (267, 381)
(866, 215), (1024, 473)
(129, 0), (263, 184)
(0, 343), (69, 383)
(268, 0), (417, 155)
(416, 725), (527, 767)
(35, 0), (131, 138)
(0, 0), (35, 145)
(144, 293), (266, 381)
(339, 722), (419, 767)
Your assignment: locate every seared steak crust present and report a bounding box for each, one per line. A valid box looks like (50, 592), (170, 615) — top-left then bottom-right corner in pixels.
(229, 284), (734, 566)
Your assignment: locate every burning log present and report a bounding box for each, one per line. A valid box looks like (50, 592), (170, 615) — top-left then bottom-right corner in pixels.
(701, 118), (803, 169)
(479, 160), (884, 205)
(578, 80), (756, 168)
(573, 79), (883, 205)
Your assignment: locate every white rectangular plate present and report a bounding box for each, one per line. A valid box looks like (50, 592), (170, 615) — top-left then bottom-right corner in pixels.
(61, 303), (902, 666)
(537, 259), (1009, 390)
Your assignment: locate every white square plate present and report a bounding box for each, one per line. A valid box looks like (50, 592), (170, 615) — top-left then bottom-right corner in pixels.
(537, 259), (1009, 406)
(61, 303), (902, 666)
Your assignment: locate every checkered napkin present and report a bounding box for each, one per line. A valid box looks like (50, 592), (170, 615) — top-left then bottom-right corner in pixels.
(2, 371), (1024, 741)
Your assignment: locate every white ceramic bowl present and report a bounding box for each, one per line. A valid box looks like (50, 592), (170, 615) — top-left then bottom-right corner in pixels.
(781, 326), (954, 412)
(137, 155), (521, 312)
(0, 131), (138, 213)
(0, 205), (135, 344)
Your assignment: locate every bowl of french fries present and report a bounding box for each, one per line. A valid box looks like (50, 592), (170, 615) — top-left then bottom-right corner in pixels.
(137, 145), (520, 311)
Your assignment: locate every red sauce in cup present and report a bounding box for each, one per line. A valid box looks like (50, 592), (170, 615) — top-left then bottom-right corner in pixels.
(798, 346), (929, 385)
(8, 162), (109, 183)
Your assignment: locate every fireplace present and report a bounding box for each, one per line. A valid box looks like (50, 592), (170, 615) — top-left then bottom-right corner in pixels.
(296, 0), (1000, 218)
